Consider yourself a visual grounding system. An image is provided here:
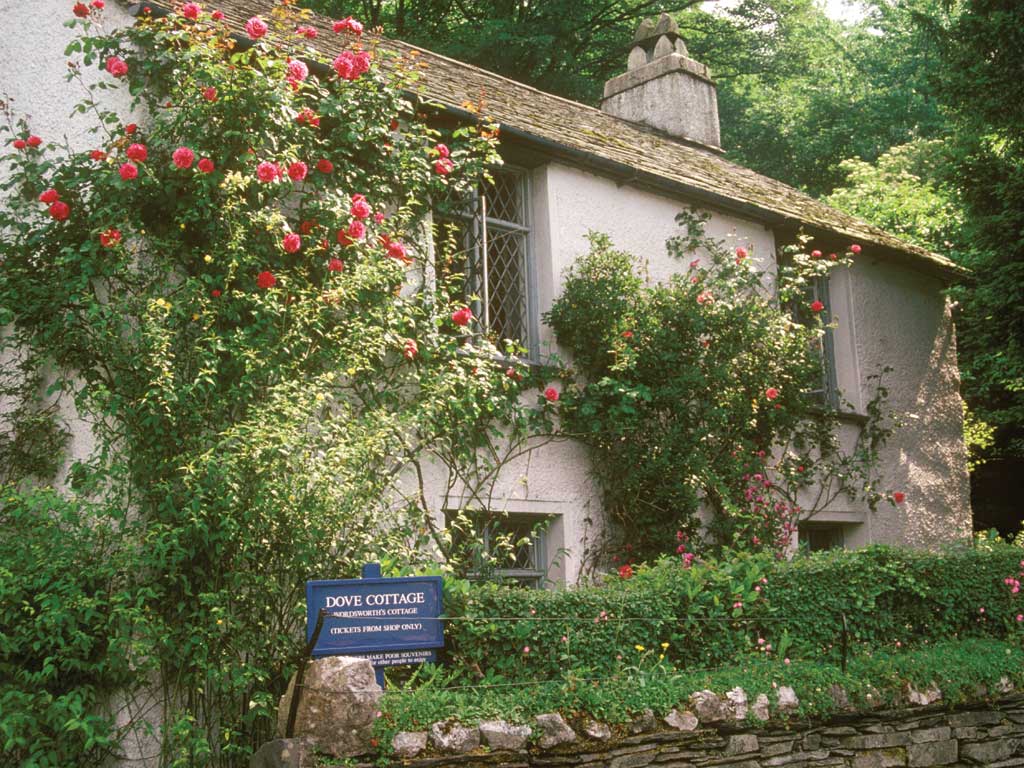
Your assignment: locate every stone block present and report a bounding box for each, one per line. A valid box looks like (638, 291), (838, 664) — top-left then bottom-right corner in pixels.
(777, 686), (799, 714)
(910, 726), (951, 743)
(752, 693), (771, 721)
(949, 710), (1003, 727)
(582, 719), (613, 740)
(429, 721), (480, 754)
(690, 690), (730, 722)
(851, 748), (907, 768)
(609, 749), (658, 768)
(907, 685), (942, 707)
(960, 738), (1019, 764)
(725, 734), (759, 755)
(535, 713), (577, 749)
(391, 731), (428, 759)
(275, 656), (381, 758)
(727, 687), (748, 720)
(663, 709), (699, 732)
(479, 720), (531, 751)
(907, 739), (957, 767)
(630, 709), (658, 734)
(250, 738), (318, 768)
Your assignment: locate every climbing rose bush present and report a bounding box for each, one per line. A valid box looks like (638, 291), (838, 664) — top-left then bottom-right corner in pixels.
(547, 212), (897, 562)
(0, 2), (554, 764)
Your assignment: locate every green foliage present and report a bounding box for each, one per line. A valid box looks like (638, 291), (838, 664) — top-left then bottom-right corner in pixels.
(441, 544), (1024, 684)
(0, 4), (550, 764)
(376, 636), (1024, 753)
(546, 213), (892, 560)
(0, 487), (151, 768)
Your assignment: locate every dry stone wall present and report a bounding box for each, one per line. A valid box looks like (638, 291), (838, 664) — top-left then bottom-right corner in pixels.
(382, 696), (1024, 768)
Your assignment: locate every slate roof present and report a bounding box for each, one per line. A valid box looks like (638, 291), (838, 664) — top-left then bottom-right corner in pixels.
(187, 0), (965, 280)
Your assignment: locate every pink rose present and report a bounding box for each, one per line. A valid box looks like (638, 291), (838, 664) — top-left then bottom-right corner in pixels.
(544, 387), (559, 403)
(296, 25), (318, 39)
(735, 246), (748, 260)
(172, 146), (195, 169)
(181, 2), (201, 19)
(850, 244), (861, 254)
(328, 258), (344, 273)
(345, 220), (365, 240)
(245, 16), (268, 39)
(197, 157), (214, 173)
(350, 196), (371, 220)
(38, 188), (60, 204)
(126, 143), (148, 162)
(282, 233), (301, 253)
(402, 338), (418, 360)
(256, 161), (280, 183)
(765, 387), (780, 401)
(287, 161), (308, 181)
(203, 86), (217, 102)
(286, 59), (309, 83)
(119, 162), (138, 180)
(105, 56), (128, 78)
(451, 307), (473, 326)
(434, 158), (454, 176)
(435, 143), (450, 158)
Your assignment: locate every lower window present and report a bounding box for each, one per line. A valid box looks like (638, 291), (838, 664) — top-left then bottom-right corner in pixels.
(445, 510), (550, 588)
(798, 522), (845, 552)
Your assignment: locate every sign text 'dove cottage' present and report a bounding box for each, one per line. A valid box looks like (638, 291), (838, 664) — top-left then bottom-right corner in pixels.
(306, 564), (443, 666)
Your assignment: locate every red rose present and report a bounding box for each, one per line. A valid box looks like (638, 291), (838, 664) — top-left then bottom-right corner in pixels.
(211, 289), (222, 298)
(119, 162), (138, 180)
(386, 240), (410, 263)
(389, 118), (399, 131)
(49, 201), (70, 221)
(282, 233), (302, 253)
(811, 249), (822, 259)
(26, 135), (42, 148)
(544, 386), (559, 403)
(99, 228), (121, 247)
(73, 2), (89, 17)
(181, 2), (200, 20)
(402, 338), (418, 360)
(850, 244), (862, 254)
(211, 10), (223, 20)
(810, 300), (824, 313)
(735, 246), (748, 260)
(765, 387), (780, 401)
(203, 86), (217, 102)
(91, 0), (105, 8)
(893, 491), (906, 504)
(126, 143), (147, 162)
(172, 146), (195, 169)
(328, 258), (344, 273)
(435, 143), (450, 158)
(299, 220), (316, 235)
(287, 161), (308, 181)
(90, 149), (106, 161)
(13, 139), (26, 150)
(105, 56), (128, 78)
(125, 123), (137, 135)
(434, 158), (454, 176)
(197, 157), (214, 173)
(256, 270), (276, 289)
(38, 189), (60, 204)
(618, 564), (633, 579)
(316, 158), (333, 174)
(451, 306), (472, 326)
(622, 330), (634, 339)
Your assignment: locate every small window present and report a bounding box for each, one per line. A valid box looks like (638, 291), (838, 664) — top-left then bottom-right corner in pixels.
(790, 274), (840, 409)
(445, 510), (549, 588)
(434, 168), (532, 351)
(798, 523), (845, 552)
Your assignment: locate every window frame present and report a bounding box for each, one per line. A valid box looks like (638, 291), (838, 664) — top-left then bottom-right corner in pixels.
(444, 509), (550, 589)
(434, 166), (537, 359)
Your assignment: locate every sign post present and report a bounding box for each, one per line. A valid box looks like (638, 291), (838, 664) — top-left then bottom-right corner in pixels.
(305, 563), (444, 687)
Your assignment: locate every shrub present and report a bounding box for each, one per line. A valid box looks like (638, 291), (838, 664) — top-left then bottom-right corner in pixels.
(0, 487), (150, 768)
(442, 544), (1024, 682)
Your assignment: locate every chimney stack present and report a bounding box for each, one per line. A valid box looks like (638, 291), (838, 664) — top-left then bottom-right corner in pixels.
(600, 13), (721, 150)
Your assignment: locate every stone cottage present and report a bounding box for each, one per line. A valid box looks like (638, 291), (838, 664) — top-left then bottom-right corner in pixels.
(1, 0), (972, 585)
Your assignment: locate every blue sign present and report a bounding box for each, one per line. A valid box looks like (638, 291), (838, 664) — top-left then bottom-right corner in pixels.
(306, 563), (444, 660)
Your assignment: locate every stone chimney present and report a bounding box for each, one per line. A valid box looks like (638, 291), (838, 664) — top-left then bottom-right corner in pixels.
(601, 13), (721, 150)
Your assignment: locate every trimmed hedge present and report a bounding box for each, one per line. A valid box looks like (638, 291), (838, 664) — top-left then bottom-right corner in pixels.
(442, 545), (1024, 682)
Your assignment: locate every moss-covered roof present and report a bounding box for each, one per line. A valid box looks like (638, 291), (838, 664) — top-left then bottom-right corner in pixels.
(199, 0), (966, 280)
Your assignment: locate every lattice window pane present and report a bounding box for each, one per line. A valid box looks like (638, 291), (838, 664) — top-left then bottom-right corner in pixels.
(484, 172), (525, 225)
(486, 227), (528, 343)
